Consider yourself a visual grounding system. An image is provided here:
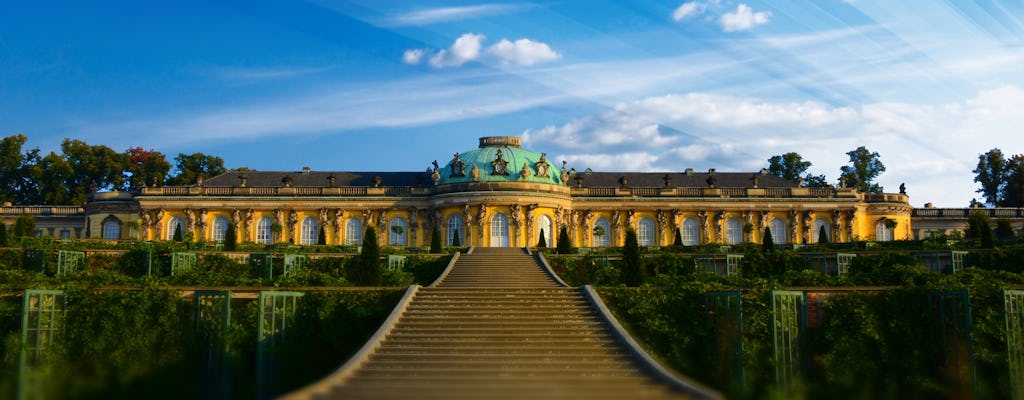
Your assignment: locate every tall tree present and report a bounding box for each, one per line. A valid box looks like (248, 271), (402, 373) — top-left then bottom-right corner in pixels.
(168, 153), (226, 186)
(537, 229), (547, 248)
(429, 226), (442, 253)
(1003, 155), (1024, 207)
(557, 227), (572, 254)
(620, 228), (645, 287)
(31, 152), (75, 205)
(353, 226), (382, 286)
(974, 148), (1007, 205)
(51, 139), (128, 204)
(124, 147), (171, 189)
(762, 227), (774, 252)
(840, 146), (885, 193)
(768, 152), (812, 182)
(0, 134), (41, 204)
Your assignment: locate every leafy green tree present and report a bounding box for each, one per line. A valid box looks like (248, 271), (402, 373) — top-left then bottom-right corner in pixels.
(124, 147), (171, 189)
(60, 139), (128, 202)
(172, 224), (184, 242)
(0, 134), (41, 204)
(12, 214), (36, 238)
(967, 211), (994, 248)
(430, 226), (442, 253)
(537, 229), (547, 248)
(974, 148), (1007, 205)
(451, 228), (461, 247)
(620, 228), (645, 287)
(353, 226), (382, 286)
(223, 223), (238, 251)
(762, 227), (774, 252)
(31, 151), (75, 204)
(818, 225), (829, 244)
(168, 152), (226, 186)
(1003, 155), (1024, 207)
(996, 219), (1014, 241)
(803, 174), (830, 188)
(768, 152), (812, 181)
(557, 227), (572, 254)
(840, 146), (885, 193)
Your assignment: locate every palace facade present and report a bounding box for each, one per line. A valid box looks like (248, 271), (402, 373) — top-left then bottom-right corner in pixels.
(3, 136), (916, 247)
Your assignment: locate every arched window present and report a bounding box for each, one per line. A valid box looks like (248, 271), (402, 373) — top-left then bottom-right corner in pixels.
(212, 217), (230, 242)
(537, 215), (553, 247)
(593, 217), (611, 247)
(167, 216), (186, 240)
(447, 214), (463, 246)
(345, 217), (363, 245)
(770, 218), (788, 244)
(389, 217), (407, 246)
(682, 218), (700, 246)
(102, 219), (121, 240)
(876, 220), (893, 242)
(257, 216), (274, 244)
(300, 217), (319, 245)
(638, 217), (656, 246)
(812, 219), (830, 243)
(490, 213), (509, 247)
(725, 217), (743, 245)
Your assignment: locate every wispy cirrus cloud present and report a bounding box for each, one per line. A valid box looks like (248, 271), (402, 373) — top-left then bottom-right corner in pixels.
(404, 33), (560, 68)
(381, 3), (536, 26)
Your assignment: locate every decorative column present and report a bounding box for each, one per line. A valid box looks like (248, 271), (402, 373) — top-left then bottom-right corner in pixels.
(657, 210), (670, 246)
(698, 211), (711, 244)
(789, 210), (800, 244)
(463, 204), (475, 247)
(155, 209), (166, 240)
(845, 209), (857, 242)
(197, 209), (208, 242)
(525, 204), (538, 247)
(288, 210), (299, 244)
(231, 209), (241, 244)
(408, 207), (419, 247)
(803, 210), (814, 243)
(477, 204), (488, 246)
(583, 210), (595, 247)
(378, 210), (388, 246)
(831, 209), (843, 243)
(334, 209), (346, 245)
(510, 204), (523, 247)
(715, 211), (726, 243)
(244, 209), (255, 242)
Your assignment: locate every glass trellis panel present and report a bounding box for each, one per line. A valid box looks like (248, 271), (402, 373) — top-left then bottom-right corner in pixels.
(952, 251), (968, 274)
(56, 250), (85, 276)
(195, 291), (231, 399)
(706, 291), (745, 395)
(20, 289), (66, 400)
(283, 254), (306, 276)
(772, 290), (806, 391)
(694, 255), (718, 274)
(836, 253), (856, 275)
(171, 252), (198, 276)
(257, 291), (303, 398)
(250, 253), (275, 279)
(929, 291), (976, 397)
(800, 254), (828, 274)
(22, 249), (45, 273)
(592, 256), (609, 269)
(726, 254), (743, 276)
(387, 255), (407, 270)
(914, 251), (942, 273)
(1005, 290), (1024, 400)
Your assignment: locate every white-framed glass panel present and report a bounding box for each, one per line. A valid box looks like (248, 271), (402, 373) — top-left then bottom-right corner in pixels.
(638, 217), (656, 246)
(593, 217), (611, 247)
(447, 214), (463, 246)
(257, 216), (274, 244)
(167, 216), (186, 240)
(60, 230), (72, 239)
(770, 218), (788, 244)
(876, 221), (893, 242)
(300, 217), (318, 245)
(346, 217), (363, 245)
(725, 217), (743, 245)
(212, 217), (229, 242)
(490, 213), (509, 247)
(389, 217), (407, 246)
(102, 220), (120, 240)
(812, 218), (830, 243)
(537, 215), (553, 247)
(682, 218), (700, 246)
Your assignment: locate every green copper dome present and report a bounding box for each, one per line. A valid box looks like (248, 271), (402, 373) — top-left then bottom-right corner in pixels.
(437, 137), (565, 186)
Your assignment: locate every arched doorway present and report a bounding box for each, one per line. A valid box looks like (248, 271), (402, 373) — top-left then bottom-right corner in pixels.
(490, 213), (509, 247)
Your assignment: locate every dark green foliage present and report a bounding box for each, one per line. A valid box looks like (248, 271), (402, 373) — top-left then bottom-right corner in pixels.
(768, 152), (811, 182)
(317, 226), (327, 245)
(351, 226), (381, 286)
(537, 229), (547, 248)
(818, 225), (829, 244)
(996, 219), (1014, 241)
(451, 228), (461, 247)
(172, 224), (183, 242)
(967, 211), (995, 248)
(762, 227), (774, 252)
(408, 255), (452, 286)
(557, 227), (572, 254)
(0, 223), (7, 246)
(12, 214), (36, 238)
(429, 226), (442, 253)
(620, 229), (645, 286)
(839, 146), (885, 193)
(974, 148), (1007, 205)
(224, 223), (238, 251)
(673, 228), (683, 246)
(166, 152), (226, 186)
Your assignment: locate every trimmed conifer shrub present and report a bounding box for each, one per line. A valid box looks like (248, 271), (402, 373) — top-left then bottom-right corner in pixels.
(673, 228), (683, 246)
(762, 227), (774, 252)
(537, 229), (547, 248)
(430, 226), (442, 253)
(620, 228), (645, 287)
(0, 223), (7, 246)
(224, 223), (238, 251)
(557, 227), (572, 254)
(353, 226), (382, 286)
(172, 224), (183, 242)
(818, 225), (829, 244)
(452, 228), (461, 247)
(317, 226), (327, 245)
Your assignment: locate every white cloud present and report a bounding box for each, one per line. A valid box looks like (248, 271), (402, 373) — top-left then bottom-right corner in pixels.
(383, 4), (536, 26)
(719, 4), (771, 32)
(406, 33), (559, 69)
(402, 49), (425, 65)
(672, 2), (706, 21)
(486, 38), (561, 66)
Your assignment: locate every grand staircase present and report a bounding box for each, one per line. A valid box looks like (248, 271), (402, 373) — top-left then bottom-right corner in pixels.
(284, 248), (718, 400)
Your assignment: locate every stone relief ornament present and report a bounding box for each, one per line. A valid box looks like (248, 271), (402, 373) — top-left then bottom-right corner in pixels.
(470, 164), (481, 181)
(363, 209), (373, 225)
(231, 209), (240, 225)
(520, 163), (532, 180)
(536, 153), (550, 178)
(477, 204), (488, 224)
(491, 149), (509, 176)
(450, 153), (466, 178)
(463, 204), (474, 225)
(378, 210), (388, 228)
(319, 208), (330, 225)
(511, 204), (523, 227)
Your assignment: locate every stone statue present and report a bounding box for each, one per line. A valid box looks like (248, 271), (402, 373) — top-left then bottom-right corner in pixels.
(231, 209), (241, 225)
(560, 161), (570, 185)
(319, 208), (330, 225)
(477, 204), (487, 224)
(511, 204), (523, 227)
(463, 204), (474, 225)
(899, 183), (906, 194)
(363, 209), (373, 225)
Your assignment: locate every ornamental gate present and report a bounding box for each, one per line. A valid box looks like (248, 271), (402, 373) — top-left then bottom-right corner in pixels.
(171, 252), (198, 276)
(195, 291), (231, 399)
(19, 289), (66, 400)
(706, 291), (745, 396)
(772, 290), (806, 391)
(257, 291), (303, 398)
(929, 291), (975, 397)
(56, 250), (85, 276)
(1007, 290), (1024, 400)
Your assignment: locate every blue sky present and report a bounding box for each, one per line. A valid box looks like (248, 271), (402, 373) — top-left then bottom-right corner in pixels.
(3, 1), (1024, 207)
